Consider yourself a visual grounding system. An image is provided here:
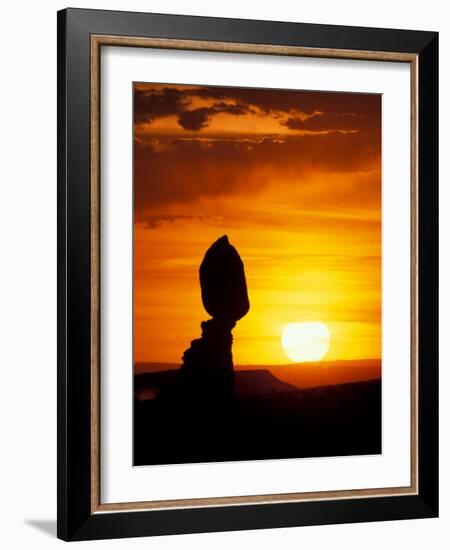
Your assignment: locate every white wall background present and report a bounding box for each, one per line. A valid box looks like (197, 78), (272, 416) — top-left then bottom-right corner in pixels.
(0, 1), (447, 548)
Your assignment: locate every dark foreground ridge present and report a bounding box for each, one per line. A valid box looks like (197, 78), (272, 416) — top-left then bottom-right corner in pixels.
(134, 378), (382, 465)
(134, 368), (299, 401)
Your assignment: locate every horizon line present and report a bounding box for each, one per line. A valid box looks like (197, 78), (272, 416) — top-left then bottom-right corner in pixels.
(134, 357), (382, 366)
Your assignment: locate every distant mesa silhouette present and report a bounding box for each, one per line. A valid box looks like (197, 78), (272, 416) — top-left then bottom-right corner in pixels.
(157, 235), (250, 410)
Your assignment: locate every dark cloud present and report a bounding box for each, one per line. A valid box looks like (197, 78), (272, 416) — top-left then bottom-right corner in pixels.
(134, 85), (255, 131)
(177, 86), (380, 120)
(134, 87), (188, 123)
(134, 84), (381, 133)
(177, 102), (252, 131)
(177, 108), (212, 131)
(134, 131), (380, 217)
(282, 112), (371, 132)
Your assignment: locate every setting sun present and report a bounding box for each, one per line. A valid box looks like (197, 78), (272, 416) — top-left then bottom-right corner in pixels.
(281, 322), (331, 362)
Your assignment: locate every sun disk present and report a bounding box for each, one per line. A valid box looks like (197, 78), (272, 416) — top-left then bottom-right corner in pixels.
(281, 321), (331, 362)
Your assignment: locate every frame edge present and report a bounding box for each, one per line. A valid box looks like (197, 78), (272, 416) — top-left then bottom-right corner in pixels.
(57, 8), (439, 540)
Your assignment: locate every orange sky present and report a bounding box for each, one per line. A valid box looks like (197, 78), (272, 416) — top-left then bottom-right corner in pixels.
(133, 83), (381, 366)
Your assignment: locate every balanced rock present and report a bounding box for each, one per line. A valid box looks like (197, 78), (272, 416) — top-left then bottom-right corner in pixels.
(199, 235), (250, 322)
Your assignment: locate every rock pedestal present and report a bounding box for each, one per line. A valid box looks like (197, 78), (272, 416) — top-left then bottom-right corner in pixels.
(177, 318), (236, 408)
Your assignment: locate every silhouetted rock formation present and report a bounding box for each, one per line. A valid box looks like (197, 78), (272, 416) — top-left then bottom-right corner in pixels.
(156, 235), (249, 410)
(178, 236), (249, 407)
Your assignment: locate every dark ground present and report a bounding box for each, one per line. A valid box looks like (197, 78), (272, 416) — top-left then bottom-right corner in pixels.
(134, 375), (381, 466)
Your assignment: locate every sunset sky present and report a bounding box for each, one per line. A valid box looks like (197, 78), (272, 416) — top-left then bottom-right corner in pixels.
(133, 83), (381, 366)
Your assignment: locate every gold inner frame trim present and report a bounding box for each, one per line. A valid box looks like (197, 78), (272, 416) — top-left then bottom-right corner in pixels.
(90, 34), (419, 514)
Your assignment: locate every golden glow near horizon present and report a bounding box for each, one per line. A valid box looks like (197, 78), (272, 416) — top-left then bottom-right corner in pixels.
(281, 322), (331, 362)
(133, 83), (381, 367)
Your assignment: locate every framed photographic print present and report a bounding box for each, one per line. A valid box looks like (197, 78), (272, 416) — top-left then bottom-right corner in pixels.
(57, 8), (438, 541)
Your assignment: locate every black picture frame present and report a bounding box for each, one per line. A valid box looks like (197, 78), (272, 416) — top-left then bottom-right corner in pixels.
(57, 7), (438, 541)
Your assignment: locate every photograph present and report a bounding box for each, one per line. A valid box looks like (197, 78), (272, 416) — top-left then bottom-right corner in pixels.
(132, 82), (382, 466)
